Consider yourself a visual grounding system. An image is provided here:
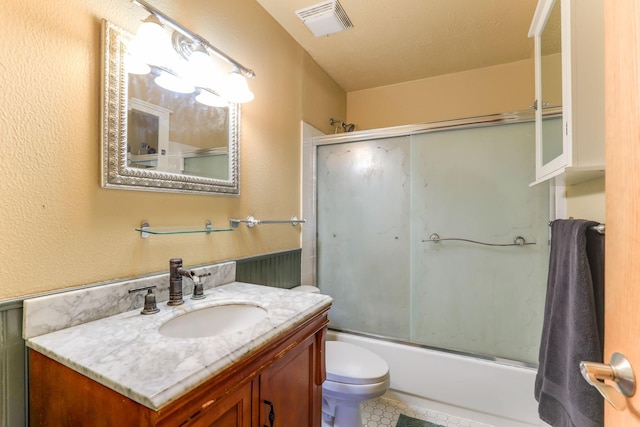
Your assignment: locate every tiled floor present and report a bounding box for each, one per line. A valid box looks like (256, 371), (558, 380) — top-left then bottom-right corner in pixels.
(361, 397), (493, 427)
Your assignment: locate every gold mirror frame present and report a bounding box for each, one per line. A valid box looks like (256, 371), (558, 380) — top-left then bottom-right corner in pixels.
(101, 20), (240, 195)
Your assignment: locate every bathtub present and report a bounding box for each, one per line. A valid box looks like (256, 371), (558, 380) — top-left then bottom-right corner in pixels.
(326, 330), (550, 427)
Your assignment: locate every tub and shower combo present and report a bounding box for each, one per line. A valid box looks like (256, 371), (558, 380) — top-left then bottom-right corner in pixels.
(305, 112), (553, 426)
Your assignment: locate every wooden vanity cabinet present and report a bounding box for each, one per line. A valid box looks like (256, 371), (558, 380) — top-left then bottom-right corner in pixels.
(177, 381), (252, 427)
(29, 309), (329, 427)
(258, 329), (324, 427)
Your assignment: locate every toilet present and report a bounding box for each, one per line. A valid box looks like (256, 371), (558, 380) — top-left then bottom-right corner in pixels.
(292, 286), (391, 427)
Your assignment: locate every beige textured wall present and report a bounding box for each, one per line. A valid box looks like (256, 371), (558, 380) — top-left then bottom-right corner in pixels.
(0, 0), (345, 300)
(346, 59), (534, 130)
(565, 178), (606, 223)
(302, 54), (347, 134)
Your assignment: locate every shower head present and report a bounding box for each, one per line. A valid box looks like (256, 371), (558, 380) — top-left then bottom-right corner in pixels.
(342, 122), (355, 132)
(329, 118), (355, 132)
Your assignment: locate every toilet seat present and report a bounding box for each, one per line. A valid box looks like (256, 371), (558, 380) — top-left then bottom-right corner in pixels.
(322, 375), (390, 401)
(325, 341), (389, 385)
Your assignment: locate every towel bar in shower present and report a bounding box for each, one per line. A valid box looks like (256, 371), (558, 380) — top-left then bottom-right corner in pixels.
(229, 216), (306, 228)
(548, 220), (605, 235)
(423, 233), (535, 247)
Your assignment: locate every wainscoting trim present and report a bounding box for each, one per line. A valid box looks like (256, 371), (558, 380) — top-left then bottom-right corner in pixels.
(0, 300), (27, 427)
(235, 249), (302, 289)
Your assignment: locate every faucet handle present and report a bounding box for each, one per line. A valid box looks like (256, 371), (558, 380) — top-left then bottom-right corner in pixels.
(128, 286), (160, 315)
(191, 272), (211, 300)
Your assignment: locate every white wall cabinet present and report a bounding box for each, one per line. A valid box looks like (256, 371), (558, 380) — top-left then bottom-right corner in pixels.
(128, 97), (172, 171)
(529, 0), (604, 186)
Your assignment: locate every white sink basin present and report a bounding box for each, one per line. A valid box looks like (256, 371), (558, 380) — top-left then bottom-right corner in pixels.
(159, 304), (268, 338)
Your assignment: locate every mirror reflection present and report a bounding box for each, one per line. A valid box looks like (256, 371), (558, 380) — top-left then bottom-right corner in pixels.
(540, 0), (563, 166)
(541, 0), (562, 109)
(127, 74), (229, 180)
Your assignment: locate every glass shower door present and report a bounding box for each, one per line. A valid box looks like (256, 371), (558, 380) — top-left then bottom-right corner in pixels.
(316, 121), (549, 365)
(409, 122), (549, 364)
(317, 136), (411, 339)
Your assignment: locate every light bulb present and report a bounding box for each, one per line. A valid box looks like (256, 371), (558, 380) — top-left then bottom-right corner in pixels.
(195, 90), (228, 107)
(154, 71), (195, 94)
(223, 69), (254, 104)
(186, 50), (216, 87)
(126, 55), (150, 75)
(130, 15), (173, 67)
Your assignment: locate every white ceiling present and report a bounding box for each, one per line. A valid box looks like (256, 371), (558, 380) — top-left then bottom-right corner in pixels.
(256, 0), (538, 92)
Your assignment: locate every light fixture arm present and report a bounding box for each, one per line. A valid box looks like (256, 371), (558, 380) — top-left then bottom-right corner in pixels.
(132, 0), (256, 78)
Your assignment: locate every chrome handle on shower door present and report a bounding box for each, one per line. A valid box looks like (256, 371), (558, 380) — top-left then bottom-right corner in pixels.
(580, 352), (636, 411)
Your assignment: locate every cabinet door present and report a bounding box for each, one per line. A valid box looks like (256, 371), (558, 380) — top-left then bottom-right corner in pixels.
(259, 334), (322, 427)
(180, 382), (252, 427)
(539, 0), (564, 172)
(531, 0), (566, 182)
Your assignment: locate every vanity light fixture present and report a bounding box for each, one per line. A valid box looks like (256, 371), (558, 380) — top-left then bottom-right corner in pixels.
(185, 46), (218, 88)
(126, 55), (151, 75)
(130, 14), (174, 67)
(131, 0), (255, 103)
(195, 89), (228, 108)
(223, 68), (255, 104)
(154, 70), (195, 94)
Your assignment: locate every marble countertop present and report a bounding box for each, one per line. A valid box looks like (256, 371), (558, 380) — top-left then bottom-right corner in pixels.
(26, 282), (332, 410)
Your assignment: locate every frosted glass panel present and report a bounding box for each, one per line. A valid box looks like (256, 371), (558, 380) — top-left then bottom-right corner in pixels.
(316, 123), (549, 364)
(317, 137), (411, 339)
(410, 122), (549, 364)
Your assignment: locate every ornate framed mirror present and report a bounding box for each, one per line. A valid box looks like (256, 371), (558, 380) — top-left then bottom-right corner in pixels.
(101, 20), (240, 195)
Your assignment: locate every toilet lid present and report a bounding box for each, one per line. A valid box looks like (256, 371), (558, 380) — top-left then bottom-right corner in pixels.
(325, 341), (389, 385)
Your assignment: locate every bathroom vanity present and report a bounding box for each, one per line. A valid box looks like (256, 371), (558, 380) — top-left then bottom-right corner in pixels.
(25, 280), (331, 426)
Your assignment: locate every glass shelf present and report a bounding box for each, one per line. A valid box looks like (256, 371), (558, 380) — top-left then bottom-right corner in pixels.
(136, 221), (233, 238)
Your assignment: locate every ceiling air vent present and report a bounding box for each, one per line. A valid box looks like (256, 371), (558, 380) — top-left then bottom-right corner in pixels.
(295, 0), (353, 37)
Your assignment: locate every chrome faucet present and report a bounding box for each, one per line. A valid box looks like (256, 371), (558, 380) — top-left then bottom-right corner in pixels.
(168, 258), (196, 306)
(169, 258), (212, 305)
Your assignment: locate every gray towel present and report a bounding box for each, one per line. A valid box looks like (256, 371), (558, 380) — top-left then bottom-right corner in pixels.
(535, 219), (605, 427)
